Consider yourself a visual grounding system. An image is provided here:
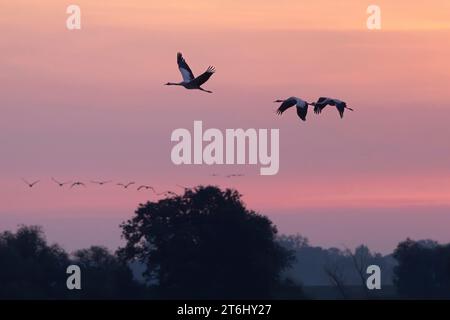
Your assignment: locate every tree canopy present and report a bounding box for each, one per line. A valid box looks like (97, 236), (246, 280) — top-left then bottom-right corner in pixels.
(0, 226), (143, 299)
(0, 225), (69, 299)
(119, 185), (295, 299)
(394, 239), (450, 299)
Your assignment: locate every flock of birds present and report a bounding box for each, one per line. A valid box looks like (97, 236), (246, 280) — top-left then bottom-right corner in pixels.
(21, 53), (351, 193)
(275, 97), (353, 121)
(166, 52), (354, 121)
(21, 174), (244, 193)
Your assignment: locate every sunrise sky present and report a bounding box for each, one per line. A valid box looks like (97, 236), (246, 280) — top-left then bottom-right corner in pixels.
(1, 1), (450, 253)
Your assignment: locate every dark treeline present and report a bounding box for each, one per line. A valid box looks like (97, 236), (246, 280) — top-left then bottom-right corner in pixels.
(0, 186), (449, 299)
(0, 226), (145, 299)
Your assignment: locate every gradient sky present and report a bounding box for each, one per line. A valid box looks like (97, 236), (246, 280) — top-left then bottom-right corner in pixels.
(1, 1), (450, 253)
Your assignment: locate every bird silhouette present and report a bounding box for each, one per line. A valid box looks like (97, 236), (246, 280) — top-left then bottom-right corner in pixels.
(226, 174), (244, 178)
(71, 182), (86, 188)
(312, 97), (354, 118)
(91, 180), (112, 186)
(275, 97), (311, 121)
(137, 185), (156, 192)
(165, 52), (215, 93)
(22, 178), (40, 188)
(117, 182), (135, 189)
(157, 190), (178, 197)
(52, 177), (71, 187)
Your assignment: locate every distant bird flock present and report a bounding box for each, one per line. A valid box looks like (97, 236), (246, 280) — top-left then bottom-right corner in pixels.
(21, 173), (245, 194)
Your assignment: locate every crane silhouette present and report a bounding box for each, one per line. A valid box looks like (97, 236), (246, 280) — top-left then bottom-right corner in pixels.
(226, 174), (245, 178)
(117, 182), (135, 189)
(176, 184), (192, 190)
(312, 97), (354, 118)
(52, 177), (71, 187)
(165, 52), (215, 93)
(275, 97), (311, 121)
(157, 190), (178, 197)
(71, 181), (86, 188)
(91, 180), (112, 186)
(137, 185), (156, 192)
(22, 178), (40, 188)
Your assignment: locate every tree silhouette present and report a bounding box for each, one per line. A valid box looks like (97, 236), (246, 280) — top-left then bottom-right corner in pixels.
(69, 246), (145, 299)
(346, 245), (371, 298)
(0, 226), (145, 299)
(393, 238), (450, 299)
(0, 225), (69, 299)
(119, 185), (296, 299)
(324, 257), (348, 299)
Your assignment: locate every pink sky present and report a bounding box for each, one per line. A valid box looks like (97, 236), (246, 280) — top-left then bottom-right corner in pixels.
(1, 1), (450, 253)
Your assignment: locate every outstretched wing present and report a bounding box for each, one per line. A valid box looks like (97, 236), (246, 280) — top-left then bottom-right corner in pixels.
(296, 105), (308, 121)
(336, 102), (346, 118)
(317, 97), (329, 104)
(313, 97), (332, 114)
(276, 98), (297, 115)
(192, 66), (215, 86)
(177, 52), (195, 82)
